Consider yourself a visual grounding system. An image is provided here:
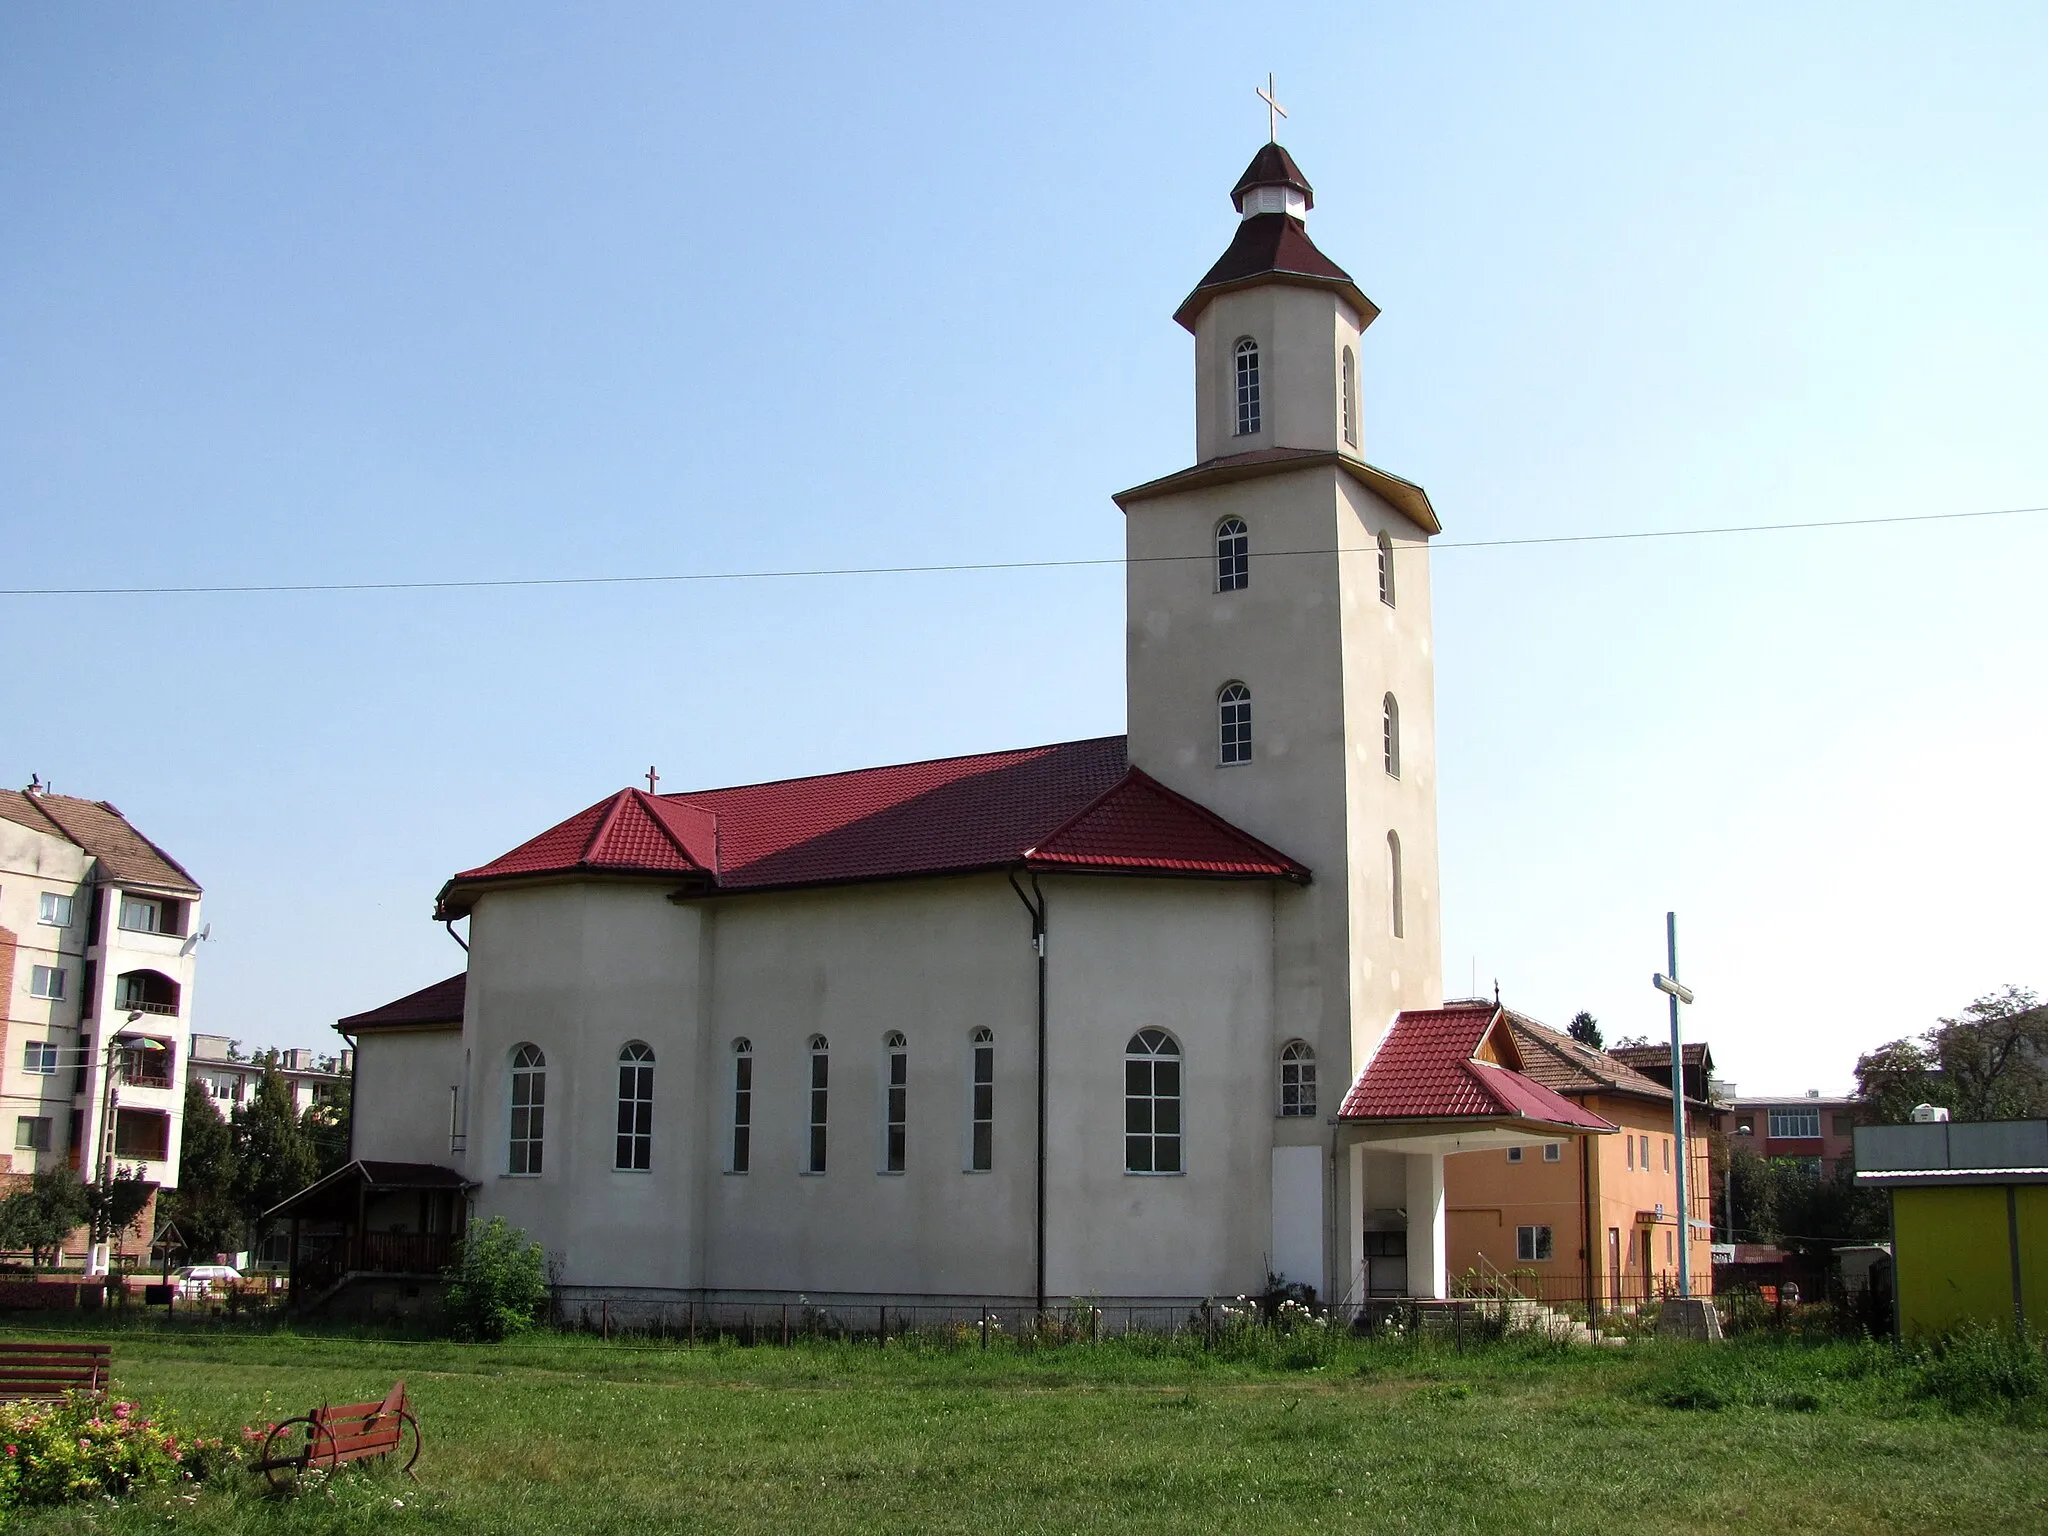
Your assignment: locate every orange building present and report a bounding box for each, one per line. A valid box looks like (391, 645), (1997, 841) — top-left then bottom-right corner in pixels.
(1444, 1011), (1713, 1308)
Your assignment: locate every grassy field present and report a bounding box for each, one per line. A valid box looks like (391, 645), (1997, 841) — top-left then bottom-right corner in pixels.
(6, 1323), (2047, 1534)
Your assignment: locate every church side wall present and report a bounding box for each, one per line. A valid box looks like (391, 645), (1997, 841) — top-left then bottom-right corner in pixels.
(350, 1028), (463, 1166)
(462, 881), (705, 1292)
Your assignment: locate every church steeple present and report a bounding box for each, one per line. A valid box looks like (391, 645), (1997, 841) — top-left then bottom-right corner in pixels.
(1230, 142), (1314, 219)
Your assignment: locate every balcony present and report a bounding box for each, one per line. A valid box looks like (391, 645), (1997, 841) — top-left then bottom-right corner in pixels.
(115, 969), (180, 1019)
(122, 1000), (178, 1018)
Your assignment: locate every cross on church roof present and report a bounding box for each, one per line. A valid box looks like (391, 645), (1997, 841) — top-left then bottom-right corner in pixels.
(645, 766), (660, 794)
(1256, 73), (1287, 143)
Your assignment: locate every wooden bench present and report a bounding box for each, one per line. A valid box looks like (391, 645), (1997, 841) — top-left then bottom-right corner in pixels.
(256, 1380), (420, 1487)
(0, 1341), (111, 1401)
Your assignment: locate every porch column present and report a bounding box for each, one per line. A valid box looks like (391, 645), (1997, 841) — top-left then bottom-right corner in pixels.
(1346, 1144), (1367, 1317)
(1405, 1152), (1447, 1300)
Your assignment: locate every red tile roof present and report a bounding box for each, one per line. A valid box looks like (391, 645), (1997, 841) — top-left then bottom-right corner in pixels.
(1173, 213), (1379, 332)
(1338, 1004), (1614, 1133)
(438, 738), (1309, 916)
(338, 972), (466, 1033)
(0, 790), (201, 894)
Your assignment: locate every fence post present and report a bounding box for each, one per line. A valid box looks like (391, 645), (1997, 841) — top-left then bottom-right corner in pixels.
(980, 1306), (989, 1351)
(781, 1303), (789, 1347)
(1454, 1300), (1464, 1353)
(687, 1300), (696, 1344)
(878, 1305), (887, 1346)
(602, 1299), (610, 1342)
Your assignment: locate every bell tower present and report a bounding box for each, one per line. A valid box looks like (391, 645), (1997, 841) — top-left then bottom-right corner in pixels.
(1114, 139), (1446, 1294)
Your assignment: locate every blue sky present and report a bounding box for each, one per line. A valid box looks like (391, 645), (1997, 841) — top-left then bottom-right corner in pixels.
(3, 3), (2043, 1091)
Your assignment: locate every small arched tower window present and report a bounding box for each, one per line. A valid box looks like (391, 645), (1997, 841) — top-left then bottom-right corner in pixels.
(1219, 683), (1252, 766)
(1125, 1029), (1183, 1173)
(616, 1042), (654, 1171)
(509, 1044), (546, 1175)
(1341, 346), (1358, 448)
(969, 1027), (995, 1172)
(1279, 1040), (1317, 1118)
(1387, 830), (1405, 939)
(729, 1038), (753, 1173)
(806, 1035), (830, 1174)
(1234, 338), (1261, 436)
(882, 1031), (908, 1174)
(1383, 693), (1401, 779)
(1377, 530), (1395, 607)
(1216, 518), (1248, 592)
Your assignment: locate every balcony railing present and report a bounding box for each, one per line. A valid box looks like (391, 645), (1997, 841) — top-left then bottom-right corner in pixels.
(358, 1232), (454, 1275)
(118, 999), (178, 1016)
(122, 1073), (174, 1090)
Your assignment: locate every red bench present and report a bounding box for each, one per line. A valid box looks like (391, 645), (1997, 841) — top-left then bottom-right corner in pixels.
(0, 1341), (111, 1400)
(256, 1380), (420, 1486)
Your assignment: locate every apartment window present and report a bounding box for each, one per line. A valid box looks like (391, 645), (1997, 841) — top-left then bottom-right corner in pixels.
(1377, 530), (1396, 607)
(1340, 346), (1358, 447)
(1661, 1138), (1671, 1173)
(1640, 1135), (1651, 1169)
(1769, 1108), (1821, 1140)
(1516, 1225), (1554, 1263)
(14, 1117), (50, 1152)
(806, 1036), (830, 1174)
(29, 966), (65, 1001)
(1382, 694), (1401, 778)
(1234, 337), (1261, 435)
(969, 1028), (994, 1172)
(118, 897), (181, 935)
(882, 1031), (907, 1173)
(1665, 1229), (1675, 1264)
(23, 1042), (59, 1076)
(1544, 1142), (1562, 1163)
(508, 1044), (545, 1175)
(615, 1042), (653, 1172)
(37, 893), (73, 928)
(1124, 1029), (1182, 1174)
(730, 1039), (753, 1173)
(1832, 1113), (1855, 1136)
(1626, 1136), (1635, 1171)
(1219, 683), (1252, 766)
(1278, 1040), (1316, 1118)
(113, 1108), (169, 1161)
(1216, 518), (1249, 592)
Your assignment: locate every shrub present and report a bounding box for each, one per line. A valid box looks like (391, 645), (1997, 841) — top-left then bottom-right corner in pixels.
(442, 1216), (550, 1342)
(1905, 1324), (2048, 1418)
(0, 1393), (237, 1512)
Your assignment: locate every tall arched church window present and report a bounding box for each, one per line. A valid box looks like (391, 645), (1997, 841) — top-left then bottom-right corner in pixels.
(1383, 693), (1401, 779)
(1216, 518), (1249, 592)
(615, 1042), (654, 1171)
(969, 1027), (995, 1172)
(729, 1038), (753, 1173)
(509, 1044), (545, 1175)
(1341, 346), (1358, 447)
(1387, 830), (1405, 939)
(1234, 338), (1261, 436)
(1124, 1029), (1182, 1174)
(1219, 683), (1252, 766)
(882, 1031), (907, 1173)
(806, 1035), (830, 1174)
(1377, 530), (1395, 607)
(1279, 1040), (1317, 1118)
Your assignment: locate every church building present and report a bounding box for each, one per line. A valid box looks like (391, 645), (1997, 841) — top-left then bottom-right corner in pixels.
(326, 137), (1612, 1317)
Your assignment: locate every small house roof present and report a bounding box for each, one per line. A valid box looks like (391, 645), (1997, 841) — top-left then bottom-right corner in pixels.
(338, 973), (467, 1034)
(1338, 1004), (1614, 1134)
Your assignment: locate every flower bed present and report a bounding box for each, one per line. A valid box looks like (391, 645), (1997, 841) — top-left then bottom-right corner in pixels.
(0, 1393), (238, 1513)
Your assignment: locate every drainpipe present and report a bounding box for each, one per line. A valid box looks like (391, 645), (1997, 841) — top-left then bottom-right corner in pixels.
(1581, 1130), (1596, 1323)
(340, 1030), (360, 1162)
(1007, 869), (1048, 1315)
(443, 918), (468, 953)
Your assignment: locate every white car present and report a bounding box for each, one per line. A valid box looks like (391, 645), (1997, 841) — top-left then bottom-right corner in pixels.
(172, 1264), (242, 1298)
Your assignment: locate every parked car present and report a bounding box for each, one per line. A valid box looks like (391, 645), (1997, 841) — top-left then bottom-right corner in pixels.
(172, 1264), (242, 1298)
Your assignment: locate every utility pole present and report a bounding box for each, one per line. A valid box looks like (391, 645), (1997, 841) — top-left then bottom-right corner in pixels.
(1652, 913), (1697, 1298)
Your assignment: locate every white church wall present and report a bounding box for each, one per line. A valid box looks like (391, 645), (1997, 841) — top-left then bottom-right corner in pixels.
(462, 880), (706, 1292)
(350, 1027), (462, 1167)
(698, 873), (1038, 1300)
(1269, 1145), (1324, 1291)
(1042, 876), (1275, 1301)
(1191, 284), (1367, 462)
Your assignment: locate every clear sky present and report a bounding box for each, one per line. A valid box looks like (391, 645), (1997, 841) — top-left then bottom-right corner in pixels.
(3, 3), (2043, 1092)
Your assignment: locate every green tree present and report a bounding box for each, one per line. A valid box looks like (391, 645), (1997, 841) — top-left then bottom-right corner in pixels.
(1567, 1011), (1603, 1049)
(300, 1072), (352, 1181)
(161, 1081), (244, 1258)
(231, 1069), (319, 1224)
(0, 1169), (91, 1271)
(441, 1217), (550, 1341)
(1726, 1145), (1886, 1255)
(1855, 985), (2048, 1123)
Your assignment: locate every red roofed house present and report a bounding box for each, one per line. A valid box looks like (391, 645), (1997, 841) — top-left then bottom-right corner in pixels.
(332, 139), (1605, 1317)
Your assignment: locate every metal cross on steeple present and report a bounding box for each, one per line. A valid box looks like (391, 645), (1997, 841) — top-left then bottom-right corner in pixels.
(1256, 73), (1287, 142)
(644, 766), (660, 794)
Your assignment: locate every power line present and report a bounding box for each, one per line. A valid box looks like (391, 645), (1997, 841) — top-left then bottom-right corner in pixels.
(2, 501), (2040, 599)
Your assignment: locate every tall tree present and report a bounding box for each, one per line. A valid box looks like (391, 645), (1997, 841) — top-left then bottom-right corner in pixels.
(1567, 1011), (1603, 1049)
(1855, 985), (2048, 1123)
(162, 1080), (244, 1258)
(301, 1073), (352, 1181)
(232, 1069), (319, 1224)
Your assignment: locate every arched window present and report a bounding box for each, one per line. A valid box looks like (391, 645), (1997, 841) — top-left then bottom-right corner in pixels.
(882, 1031), (907, 1174)
(1216, 518), (1248, 592)
(1234, 337), (1261, 436)
(1341, 346), (1358, 447)
(1387, 830), (1405, 939)
(1279, 1040), (1317, 1118)
(729, 1038), (753, 1173)
(968, 1027), (994, 1172)
(509, 1044), (545, 1175)
(1124, 1029), (1182, 1174)
(1377, 530), (1395, 607)
(1219, 683), (1252, 766)
(1383, 693), (1401, 779)
(806, 1035), (830, 1174)
(616, 1042), (654, 1171)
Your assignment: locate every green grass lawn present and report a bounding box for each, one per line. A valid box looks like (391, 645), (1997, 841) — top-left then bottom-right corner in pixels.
(7, 1323), (2047, 1533)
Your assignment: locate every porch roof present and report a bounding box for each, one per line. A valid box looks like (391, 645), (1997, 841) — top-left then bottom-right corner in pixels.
(262, 1160), (472, 1223)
